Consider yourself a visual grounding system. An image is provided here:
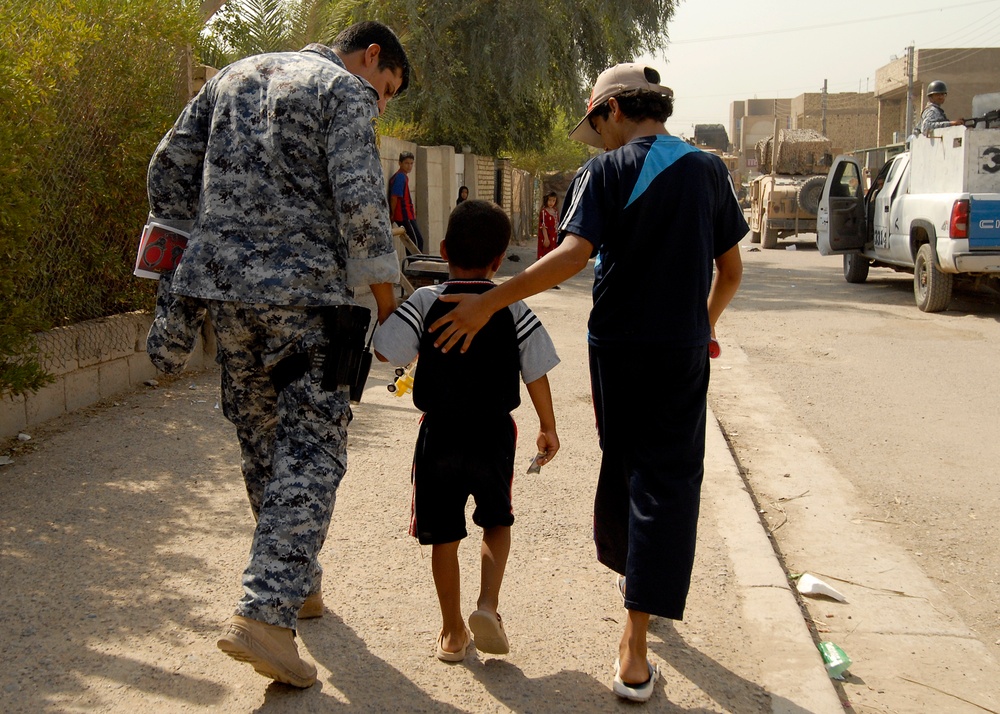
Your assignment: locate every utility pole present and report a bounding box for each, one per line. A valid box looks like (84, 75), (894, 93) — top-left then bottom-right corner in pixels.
(822, 79), (828, 136)
(904, 44), (915, 137)
(771, 108), (778, 178)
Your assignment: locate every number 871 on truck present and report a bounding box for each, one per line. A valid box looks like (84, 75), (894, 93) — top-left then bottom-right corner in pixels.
(816, 104), (1000, 313)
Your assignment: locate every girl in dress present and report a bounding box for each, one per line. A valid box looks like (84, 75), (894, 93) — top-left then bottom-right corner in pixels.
(537, 192), (559, 260)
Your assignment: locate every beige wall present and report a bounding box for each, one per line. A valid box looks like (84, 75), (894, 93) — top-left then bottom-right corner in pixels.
(0, 314), (212, 439)
(741, 116), (784, 172)
(467, 154), (496, 203)
(733, 98), (792, 172)
(791, 92), (877, 153)
(379, 136), (418, 258)
(729, 100), (746, 151)
(416, 145), (456, 255)
(875, 48), (1000, 143)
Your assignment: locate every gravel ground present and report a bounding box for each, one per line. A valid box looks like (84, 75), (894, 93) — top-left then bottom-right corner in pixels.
(0, 245), (775, 713)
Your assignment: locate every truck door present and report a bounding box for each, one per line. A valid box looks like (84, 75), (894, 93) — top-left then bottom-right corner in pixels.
(872, 155), (909, 260)
(817, 156), (865, 255)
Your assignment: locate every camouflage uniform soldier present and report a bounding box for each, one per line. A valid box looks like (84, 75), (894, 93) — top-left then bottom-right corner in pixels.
(146, 21), (410, 688)
(919, 79), (964, 135)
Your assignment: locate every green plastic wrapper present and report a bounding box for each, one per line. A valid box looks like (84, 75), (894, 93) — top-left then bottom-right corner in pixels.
(818, 641), (852, 679)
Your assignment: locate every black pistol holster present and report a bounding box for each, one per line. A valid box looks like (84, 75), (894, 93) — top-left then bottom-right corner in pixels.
(321, 305), (373, 401)
(269, 305), (373, 403)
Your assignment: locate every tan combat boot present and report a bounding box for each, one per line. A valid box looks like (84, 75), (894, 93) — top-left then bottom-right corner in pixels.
(217, 615), (317, 688)
(297, 590), (324, 619)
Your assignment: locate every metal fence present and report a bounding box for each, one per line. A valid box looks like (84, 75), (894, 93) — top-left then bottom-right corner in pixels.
(0, 3), (538, 395)
(4, 2), (197, 331)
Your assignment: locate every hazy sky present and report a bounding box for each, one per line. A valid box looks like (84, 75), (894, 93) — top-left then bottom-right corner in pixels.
(635, 0), (1000, 139)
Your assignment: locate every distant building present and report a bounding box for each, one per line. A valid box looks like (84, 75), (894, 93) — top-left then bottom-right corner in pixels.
(874, 47), (1000, 145)
(790, 92), (877, 156)
(730, 98), (792, 176)
(730, 92), (876, 177)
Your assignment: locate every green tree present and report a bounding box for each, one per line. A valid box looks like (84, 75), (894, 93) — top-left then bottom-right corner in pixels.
(510, 109), (597, 177)
(347, 0), (677, 155)
(197, 0), (676, 156)
(0, 0), (201, 396)
(198, 0), (367, 67)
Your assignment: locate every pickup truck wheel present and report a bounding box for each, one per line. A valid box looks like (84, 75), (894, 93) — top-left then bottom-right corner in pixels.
(750, 229), (761, 244)
(762, 213), (779, 249)
(914, 243), (953, 312)
(843, 253), (869, 283)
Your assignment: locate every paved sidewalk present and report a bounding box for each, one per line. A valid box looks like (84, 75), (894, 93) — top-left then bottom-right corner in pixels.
(0, 247), (844, 712)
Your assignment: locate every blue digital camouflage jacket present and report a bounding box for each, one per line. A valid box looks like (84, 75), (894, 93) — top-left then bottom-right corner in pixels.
(147, 44), (399, 306)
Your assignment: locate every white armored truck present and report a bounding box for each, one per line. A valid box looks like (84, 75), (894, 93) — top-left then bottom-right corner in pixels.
(817, 114), (1000, 312)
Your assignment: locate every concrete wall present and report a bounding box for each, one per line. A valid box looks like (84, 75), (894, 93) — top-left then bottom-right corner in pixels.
(741, 116), (786, 173)
(734, 98), (792, 174)
(729, 100), (746, 152)
(791, 92), (877, 153)
(875, 48), (1000, 144)
(0, 313), (212, 440)
(416, 145), (456, 256)
(379, 136), (419, 201)
(467, 154), (496, 203)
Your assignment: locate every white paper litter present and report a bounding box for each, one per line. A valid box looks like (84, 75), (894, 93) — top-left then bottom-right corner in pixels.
(796, 573), (847, 602)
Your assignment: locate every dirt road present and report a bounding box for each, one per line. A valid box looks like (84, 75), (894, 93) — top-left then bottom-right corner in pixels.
(710, 235), (1000, 713)
(1, 246), (786, 713)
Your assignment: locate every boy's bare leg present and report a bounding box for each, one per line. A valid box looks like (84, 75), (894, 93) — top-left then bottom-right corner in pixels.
(431, 541), (466, 651)
(618, 610), (651, 684)
(477, 525), (511, 613)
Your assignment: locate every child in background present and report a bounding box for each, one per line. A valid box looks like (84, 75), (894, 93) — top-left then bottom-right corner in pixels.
(374, 199), (560, 661)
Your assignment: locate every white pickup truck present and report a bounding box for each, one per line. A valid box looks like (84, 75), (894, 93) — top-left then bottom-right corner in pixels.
(817, 124), (1000, 312)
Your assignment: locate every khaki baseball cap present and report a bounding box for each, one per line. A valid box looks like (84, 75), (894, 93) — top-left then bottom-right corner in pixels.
(569, 63), (673, 148)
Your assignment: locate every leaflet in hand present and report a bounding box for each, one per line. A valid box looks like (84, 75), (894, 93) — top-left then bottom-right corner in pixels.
(134, 221), (190, 279)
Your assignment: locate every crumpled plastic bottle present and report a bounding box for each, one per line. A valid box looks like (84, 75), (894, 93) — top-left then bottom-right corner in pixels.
(818, 641), (852, 679)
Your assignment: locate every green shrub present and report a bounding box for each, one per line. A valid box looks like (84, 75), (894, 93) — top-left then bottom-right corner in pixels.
(0, 0), (201, 396)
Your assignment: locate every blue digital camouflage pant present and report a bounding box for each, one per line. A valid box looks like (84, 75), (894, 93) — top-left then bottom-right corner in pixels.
(207, 300), (351, 630)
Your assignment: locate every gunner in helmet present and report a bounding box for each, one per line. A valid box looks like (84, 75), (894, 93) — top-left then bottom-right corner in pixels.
(919, 80), (964, 134)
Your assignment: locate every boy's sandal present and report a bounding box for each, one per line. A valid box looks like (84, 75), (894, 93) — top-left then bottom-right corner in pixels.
(468, 609), (510, 655)
(436, 628), (471, 662)
(613, 658), (659, 702)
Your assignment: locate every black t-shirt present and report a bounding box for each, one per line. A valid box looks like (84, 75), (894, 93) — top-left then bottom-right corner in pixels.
(417, 282), (520, 414)
(558, 134), (748, 348)
(372, 280), (560, 416)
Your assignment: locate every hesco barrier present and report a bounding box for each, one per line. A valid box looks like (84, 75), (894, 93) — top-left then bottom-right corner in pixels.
(0, 315), (213, 440)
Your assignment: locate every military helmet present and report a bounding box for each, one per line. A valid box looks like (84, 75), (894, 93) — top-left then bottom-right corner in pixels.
(927, 80), (948, 95)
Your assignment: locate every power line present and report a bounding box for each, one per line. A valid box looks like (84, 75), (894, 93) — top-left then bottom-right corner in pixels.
(668, 0), (1000, 44)
(925, 4), (1000, 44)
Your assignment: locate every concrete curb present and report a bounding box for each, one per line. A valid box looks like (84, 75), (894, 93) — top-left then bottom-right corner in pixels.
(704, 407), (845, 714)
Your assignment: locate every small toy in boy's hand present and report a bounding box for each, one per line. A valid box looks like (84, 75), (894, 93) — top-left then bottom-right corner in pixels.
(708, 338), (721, 359)
(387, 360), (416, 397)
(526, 452), (547, 474)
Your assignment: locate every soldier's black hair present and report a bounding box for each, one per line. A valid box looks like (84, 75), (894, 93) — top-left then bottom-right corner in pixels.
(332, 21), (410, 95)
(443, 200), (511, 270)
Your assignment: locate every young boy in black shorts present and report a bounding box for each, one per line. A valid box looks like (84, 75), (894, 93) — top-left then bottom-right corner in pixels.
(373, 200), (560, 661)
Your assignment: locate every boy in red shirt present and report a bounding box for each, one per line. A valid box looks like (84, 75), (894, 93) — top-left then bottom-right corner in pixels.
(389, 151), (425, 252)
